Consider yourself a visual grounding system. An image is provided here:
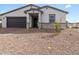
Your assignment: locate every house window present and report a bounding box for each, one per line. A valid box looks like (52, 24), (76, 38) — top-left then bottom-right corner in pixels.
(49, 14), (55, 23)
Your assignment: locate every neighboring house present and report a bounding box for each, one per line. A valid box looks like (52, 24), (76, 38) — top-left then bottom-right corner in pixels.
(0, 4), (68, 29)
(68, 23), (79, 28)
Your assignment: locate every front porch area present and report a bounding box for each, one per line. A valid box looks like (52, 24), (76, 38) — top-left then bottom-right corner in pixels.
(25, 8), (43, 29)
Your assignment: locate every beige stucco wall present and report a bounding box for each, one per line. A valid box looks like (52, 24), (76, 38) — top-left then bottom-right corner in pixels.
(40, 8), (67, 23)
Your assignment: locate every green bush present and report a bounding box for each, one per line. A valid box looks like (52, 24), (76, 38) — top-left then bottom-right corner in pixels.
(54, 22), (61, 32)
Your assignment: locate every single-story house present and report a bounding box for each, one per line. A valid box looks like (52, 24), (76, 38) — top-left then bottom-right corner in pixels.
(0, 4), (68, 29)
(68, 23), (79, 28)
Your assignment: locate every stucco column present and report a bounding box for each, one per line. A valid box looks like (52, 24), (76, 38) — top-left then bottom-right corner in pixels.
(38, 13), (41, 29)
(2, 17), (7, 28)
(26, 13), (30, 29)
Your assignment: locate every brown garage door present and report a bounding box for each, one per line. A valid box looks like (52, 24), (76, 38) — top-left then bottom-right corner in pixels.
(7, 17), (26, 28)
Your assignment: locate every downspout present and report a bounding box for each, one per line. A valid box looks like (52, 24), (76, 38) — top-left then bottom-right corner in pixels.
(41, 13), (42, 29)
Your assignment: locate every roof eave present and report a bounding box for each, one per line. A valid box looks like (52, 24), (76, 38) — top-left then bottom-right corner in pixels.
(24, 8), (43, 14)
(0, 4), (69, 16)
(39, 6), (69, 14)
(0, 4), (40, 16)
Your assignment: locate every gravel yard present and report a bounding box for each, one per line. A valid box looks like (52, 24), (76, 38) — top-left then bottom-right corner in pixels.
(0, 28), (79, 55)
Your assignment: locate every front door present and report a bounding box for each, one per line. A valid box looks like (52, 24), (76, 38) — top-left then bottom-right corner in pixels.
(32, 17), (38, 28)
(30, 13), (38, 28)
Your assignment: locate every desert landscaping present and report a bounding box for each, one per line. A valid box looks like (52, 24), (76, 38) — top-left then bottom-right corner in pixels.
(0, 28), (78, 54)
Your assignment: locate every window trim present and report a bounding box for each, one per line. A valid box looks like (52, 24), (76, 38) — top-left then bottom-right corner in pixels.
(49, 14), (56, 23)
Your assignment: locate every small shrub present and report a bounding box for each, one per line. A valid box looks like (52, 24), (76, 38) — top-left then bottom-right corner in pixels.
(54, 22), (61, 32)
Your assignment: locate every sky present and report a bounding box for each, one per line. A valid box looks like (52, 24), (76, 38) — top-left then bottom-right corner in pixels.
(0, 4), (79, 23)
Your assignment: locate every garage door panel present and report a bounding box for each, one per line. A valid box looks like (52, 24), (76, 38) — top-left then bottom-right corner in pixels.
(7, 17), (26, 28)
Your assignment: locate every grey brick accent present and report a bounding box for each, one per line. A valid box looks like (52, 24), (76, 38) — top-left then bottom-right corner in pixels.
(39, 23), (66, 29)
